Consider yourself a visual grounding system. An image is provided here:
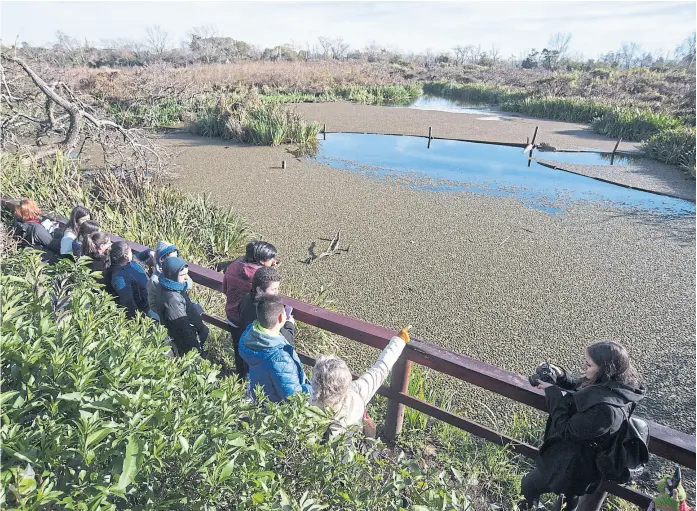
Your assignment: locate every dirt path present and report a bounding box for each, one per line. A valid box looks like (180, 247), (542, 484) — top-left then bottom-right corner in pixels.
(293, 102), (695, 201)
(163, 130), (695, 435)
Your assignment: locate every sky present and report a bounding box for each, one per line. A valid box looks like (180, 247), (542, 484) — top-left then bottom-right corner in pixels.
(1, 1), (695, 59)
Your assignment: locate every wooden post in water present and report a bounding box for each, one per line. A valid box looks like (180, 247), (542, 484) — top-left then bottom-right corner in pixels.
(384, 353), (413, 441)
(528, 126), (539, 167)
(610, 136), (622, 166)
(427, 126), (432, 149)
(323, 123), (326, 140)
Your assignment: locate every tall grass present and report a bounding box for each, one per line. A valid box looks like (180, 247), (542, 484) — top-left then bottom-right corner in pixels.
(191, 92), (320, 146)
(264, 83), (422, 105)
(426, 80), (696, 169)
(642, 128), (697, 171)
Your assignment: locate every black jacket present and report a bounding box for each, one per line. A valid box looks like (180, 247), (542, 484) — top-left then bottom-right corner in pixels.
(14, 220), (61, 253)
(238, 292), (295, 345)
(536, 373), (646, 496)
(154, 283), (209, 355)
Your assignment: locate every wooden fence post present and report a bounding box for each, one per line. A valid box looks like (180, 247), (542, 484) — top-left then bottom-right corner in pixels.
(384, 353), (413, 441)
(427, 126), (432, 148)
(323, 123), (326, 140)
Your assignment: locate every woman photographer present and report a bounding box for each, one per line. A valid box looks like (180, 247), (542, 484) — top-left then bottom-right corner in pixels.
(519, 341), (646, 511)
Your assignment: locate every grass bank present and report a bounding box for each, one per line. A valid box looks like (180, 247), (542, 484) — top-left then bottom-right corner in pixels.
(424, 82), (696, 170)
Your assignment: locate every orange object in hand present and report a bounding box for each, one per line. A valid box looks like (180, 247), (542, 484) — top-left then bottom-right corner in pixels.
(397, 325), (412, 343)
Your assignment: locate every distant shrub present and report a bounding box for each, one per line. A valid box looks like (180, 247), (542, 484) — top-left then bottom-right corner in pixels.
(642, 128), (696, 170)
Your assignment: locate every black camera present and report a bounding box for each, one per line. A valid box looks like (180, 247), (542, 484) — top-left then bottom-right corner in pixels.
(528, 362), (557, 386)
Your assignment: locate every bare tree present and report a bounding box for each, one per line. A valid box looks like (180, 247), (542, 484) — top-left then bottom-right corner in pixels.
(318, 36), (350, 60)
(490, 44), (501, 66)
(0, 53), (169, 175)
(675, 32), (696, 67)
(145, 25), (169, 59)
(619, 42), (641, 69)
(548, 32), (572, 59)
(453, 45), (473, 66)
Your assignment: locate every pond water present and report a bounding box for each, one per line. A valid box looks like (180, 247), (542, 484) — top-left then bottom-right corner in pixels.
(314, 133), (695, 215)
(403, 94), (502, 118)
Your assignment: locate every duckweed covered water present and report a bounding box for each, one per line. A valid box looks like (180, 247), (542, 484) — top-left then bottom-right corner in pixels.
(314, 133), (694, 215)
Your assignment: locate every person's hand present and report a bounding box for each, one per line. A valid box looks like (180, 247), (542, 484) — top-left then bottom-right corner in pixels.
(287, 315), (296, 324)
(397, 325), (412, 343)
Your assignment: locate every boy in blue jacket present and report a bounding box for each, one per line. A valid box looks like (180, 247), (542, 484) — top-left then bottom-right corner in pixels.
(239, 295), (311, 402)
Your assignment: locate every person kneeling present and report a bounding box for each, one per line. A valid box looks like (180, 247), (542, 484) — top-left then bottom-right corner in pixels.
(154, 257), (209, 356)
(239, 295), (309, 402)
(310, 327), (410, 437)
(519, 341), (646, 511)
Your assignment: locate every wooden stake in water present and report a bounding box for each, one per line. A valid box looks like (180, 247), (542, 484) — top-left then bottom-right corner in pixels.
(427, 126), (432, 149)
(282, 160), (287, 169)
(323, 123), (326, 140)
(610, 136), (622, 166)
(527, 126), (539, 167)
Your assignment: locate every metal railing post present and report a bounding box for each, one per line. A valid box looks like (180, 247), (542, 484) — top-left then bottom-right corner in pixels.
(384, 353), (413, 441)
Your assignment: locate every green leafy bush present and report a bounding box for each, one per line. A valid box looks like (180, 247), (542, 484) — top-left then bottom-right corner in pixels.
(1, 250), (470, 510)
(642, 128), (697, 170)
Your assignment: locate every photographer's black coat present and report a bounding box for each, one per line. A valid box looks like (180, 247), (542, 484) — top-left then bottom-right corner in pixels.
(533, 373), (646, 496)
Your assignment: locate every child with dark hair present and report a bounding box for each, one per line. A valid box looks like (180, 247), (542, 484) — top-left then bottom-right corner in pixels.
(519, 341), (646, 511)
(152, 257), (209, 356)
(60, 205), (91, 255)
(237, 266), (294, 379)
(222, 240), (278, 373)
(239, 295), (310, 402)
(72, 220), (100, 257)
(81, 231), (112, 285)
(106, 240), (156, 320)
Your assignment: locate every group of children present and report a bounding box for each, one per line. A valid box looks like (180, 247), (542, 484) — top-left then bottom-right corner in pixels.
(12, 200), (409, 435)
(11, 198), (691, 511)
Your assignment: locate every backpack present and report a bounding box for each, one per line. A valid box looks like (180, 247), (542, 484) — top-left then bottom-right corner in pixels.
(595, 402), (650, 483)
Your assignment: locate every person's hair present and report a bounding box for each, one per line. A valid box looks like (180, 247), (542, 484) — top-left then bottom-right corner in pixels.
(83, 232), (111, 257)
(311, 355), (353, 411)
(107, 240), (130, 267)
(77, 220), (100, 241)
(14, 199), (41, 222)
(69, 205), (91, 234)
(244, 240), (277, 264)
(582, 341), (643, 389)
(252, 266), (281, 299)
(256, 295), (284, 329)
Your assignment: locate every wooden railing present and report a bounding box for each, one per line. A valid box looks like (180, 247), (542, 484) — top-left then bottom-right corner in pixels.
(4, 198), (695, 510)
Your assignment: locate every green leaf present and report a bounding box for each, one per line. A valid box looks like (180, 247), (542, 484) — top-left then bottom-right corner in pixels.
(451, 466), (463, 483)
(116, 435), (142, 491)
(178, 434), (189, 453)
(218, 459), (235, 483)
(192, 433), (206, 452)
(0, 390), (19, 406)
(251, 493), (265, 504)
(58, 392), (84, 402)
(86, 428), (115, 450)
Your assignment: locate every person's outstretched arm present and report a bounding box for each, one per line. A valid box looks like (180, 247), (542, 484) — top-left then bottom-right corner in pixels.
(354, 328), (410, 405)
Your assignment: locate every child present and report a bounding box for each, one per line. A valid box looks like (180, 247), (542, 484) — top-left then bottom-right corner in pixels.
(60, 205), (91, 256)
(239, 295), (310, 402)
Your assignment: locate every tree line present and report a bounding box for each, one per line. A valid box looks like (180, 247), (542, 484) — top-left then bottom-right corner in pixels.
(11, 26), (697, 72)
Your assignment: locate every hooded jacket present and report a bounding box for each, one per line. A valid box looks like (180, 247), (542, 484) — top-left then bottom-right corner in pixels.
(153, 257), (209, 355)
(147, 241), (179, 316)
(239, 321), (311, 402)
(222, 257), (261, 325)
(536, 373), (646, 496)
(110, 261), (150, 319)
